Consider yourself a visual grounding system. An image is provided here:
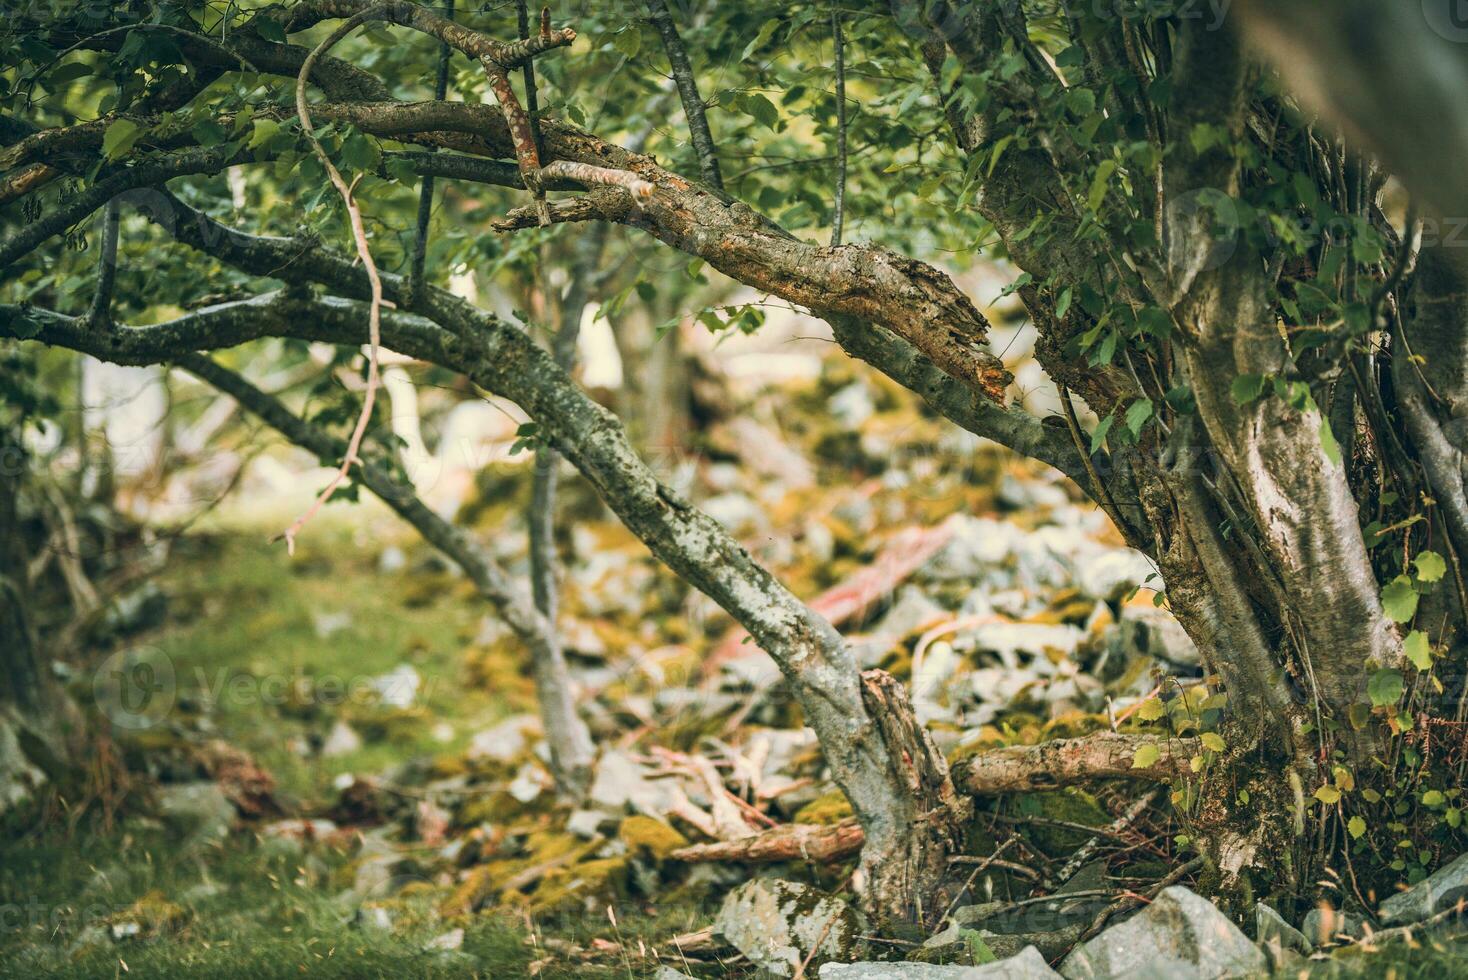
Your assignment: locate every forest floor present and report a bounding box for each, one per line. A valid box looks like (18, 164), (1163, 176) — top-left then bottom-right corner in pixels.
(6, 359), (1468, 977)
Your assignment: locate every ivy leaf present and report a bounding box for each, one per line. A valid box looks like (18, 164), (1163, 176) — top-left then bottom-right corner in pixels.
(1368, 668), (1405, 707)
(101, 119), (143, 161)
(1405, 630), (1433, 671)
(1415, 551), (1447, 583)
(1381, 575), (1419, 623)
(1131, 744), (1160, 769)
(1348, 815), (1367, 839)
(1315, 785), (1342, 805)
(1200, 732), (1226, 753)
(1423, 789), (1446, 807)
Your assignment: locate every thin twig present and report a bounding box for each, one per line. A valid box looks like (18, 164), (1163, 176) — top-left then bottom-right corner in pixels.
(284, 5), (391, 554)
(830, 0), (847, 247)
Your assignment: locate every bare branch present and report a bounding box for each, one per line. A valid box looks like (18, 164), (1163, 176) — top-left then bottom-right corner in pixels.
(643, 0), (723, 191)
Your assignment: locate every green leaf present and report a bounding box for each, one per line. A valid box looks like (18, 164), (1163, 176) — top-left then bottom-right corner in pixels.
(1131, 744), (1160, 769)
(611, 26), (641, 59)
(1136, 698), (1165, 722)
(1054, 286), (1072, 321)
(1231, 374), (1267, 405)
(191, 118), (228, 146)
(1348, 815), (1366, 839)
(1125, 398), (1154, 438)
(248, 118), (282, 150)
(740, 19), (780, 61)
(1381, 575), (1419, 624)
(1200, 732), (1226, 753)
(1405, 630), (1433, 671)
(1415, 551), (1447, 583)
(1315, 785), (1341, 805)
(255, 16), (287, 43)
(1368, 669), (1406, 707)
(1320, 414), (1341, 466)
(1423, 789), (1446, 807)
(1089, 411), (1115, 455)
(736, 92), (779, 131)
(101, 119), (143, 161)
(1087, 159), (1117, 212)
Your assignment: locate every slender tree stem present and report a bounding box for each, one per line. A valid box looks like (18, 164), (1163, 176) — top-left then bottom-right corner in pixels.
(87, 197), (120, 327)
(643, 0), (723, 191)
(406, 1), (453, 304)
(830, 1), (847, 247)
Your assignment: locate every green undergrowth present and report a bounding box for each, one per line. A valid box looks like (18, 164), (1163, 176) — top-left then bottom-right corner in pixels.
(141, 525), (500, 801)
(0, 825), (705, 978)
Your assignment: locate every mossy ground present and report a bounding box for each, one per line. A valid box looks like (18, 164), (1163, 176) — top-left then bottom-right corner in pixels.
(1, 519), (714, 977)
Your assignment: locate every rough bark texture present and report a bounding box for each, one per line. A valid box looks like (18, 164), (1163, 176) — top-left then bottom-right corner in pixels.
(954, 733), (1199, 795)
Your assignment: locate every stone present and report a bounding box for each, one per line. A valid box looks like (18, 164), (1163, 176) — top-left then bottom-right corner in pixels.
(425, 927), (464, 951)
(715, 878), (867, 977)
(589, 749), (684, 815)
(1379, 851), (1468, 925)
(466, 714), (541, 763)
(355, 904), (393, 932)
(1254, 901), (1309, 955)
(1059, 886), (1266, 979)
(567, 809), (607, 839)
(321, 720), (362, 757)
(370, 664), (420, 709)
(1301, 905), (1364, 946)
(821, 947), (1060, 978)
(156, 781), (235, 842)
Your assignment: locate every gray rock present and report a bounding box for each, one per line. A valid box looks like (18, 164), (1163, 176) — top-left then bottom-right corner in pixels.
(1059, 886), (1265, 980)
(821, 947), (1060, 978)
(355, 904), (393, 932)
(1379, 852), (1468, 925)
(156, 782), (234, 841)
(425, 927), (464, 951)
(715, 878), (867, 977)
(1255, 901), (1309, 954)
(1301, 906), (1364, 946)
(589, 749), (684, 815)
(321, 720), (362, 757)
(466, 714), (540, 763)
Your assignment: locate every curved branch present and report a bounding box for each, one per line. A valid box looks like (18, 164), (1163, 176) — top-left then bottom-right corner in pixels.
(175, 352), (593, 792)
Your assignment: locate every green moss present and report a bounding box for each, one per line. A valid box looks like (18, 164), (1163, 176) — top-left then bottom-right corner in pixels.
(618, 816), (688, 859)
(794, 790), (855, 826)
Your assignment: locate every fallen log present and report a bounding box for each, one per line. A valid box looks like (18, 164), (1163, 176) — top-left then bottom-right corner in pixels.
(672, 733), (1198, 864)
(672, 819), (864, 864)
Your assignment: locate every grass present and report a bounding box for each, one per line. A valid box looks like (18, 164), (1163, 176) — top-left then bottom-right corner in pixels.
(0, 824), (700, 978)
(140, 523), (510, 802)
